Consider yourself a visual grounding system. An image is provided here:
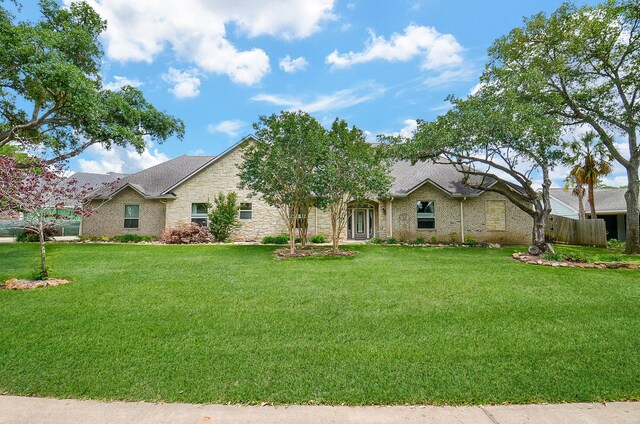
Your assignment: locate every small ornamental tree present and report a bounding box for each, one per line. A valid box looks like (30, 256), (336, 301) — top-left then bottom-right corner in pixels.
(238, 111), (327, 254)
(208, 192), (240, 242)
(0, 1), (184, 164)
(393, 87), (566, 254)
(0, 155), (99, 279)
(320, 119), (391, 252)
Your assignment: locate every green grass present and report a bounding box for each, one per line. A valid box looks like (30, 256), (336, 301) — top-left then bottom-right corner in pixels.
(1, 243), (639, 405)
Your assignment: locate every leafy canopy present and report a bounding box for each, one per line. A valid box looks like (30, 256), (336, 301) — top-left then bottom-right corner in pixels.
(0, 0), (185, 163)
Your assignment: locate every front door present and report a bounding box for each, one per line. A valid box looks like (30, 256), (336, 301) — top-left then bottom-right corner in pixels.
(354, 209), (367, 239)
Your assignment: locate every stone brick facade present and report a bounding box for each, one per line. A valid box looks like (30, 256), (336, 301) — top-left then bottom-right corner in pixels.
(386, 184), (532, 244)
(82, 187), (167, 237)
(81, 141), (532, 245)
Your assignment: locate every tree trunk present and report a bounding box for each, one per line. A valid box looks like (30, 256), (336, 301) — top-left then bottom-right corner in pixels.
(577, 187), (586, 220)
(531, 214), (547, 254)
(624, 165), (640, 254)
(587, 181), (597, 219)
(38, 219), (48, 280)
(288, 226), (295, 254)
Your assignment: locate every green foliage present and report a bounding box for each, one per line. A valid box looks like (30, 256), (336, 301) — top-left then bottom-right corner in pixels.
(309, 233), (326, 243)
(464, 235), (477, 245)
(543, 251), (566, 262)
(15, 232), (39, 242)
(414, 236), (426, 245)
(261, 234), (290, 245)
(111, 234), (155, 243)
(608, 239), (625, 251)
(0, 0), (184, 163)
(485, 0), (640, 253)
(369, 236), (383, 245)
(430, 235), (438, 244)
(239, 111), (327, 251)
(208, 192), (240, 242)
(386, 237), (398, 245)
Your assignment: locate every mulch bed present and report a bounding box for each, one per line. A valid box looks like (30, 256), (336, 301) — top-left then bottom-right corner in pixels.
(1, 278), (71, 290)
(512, 252), (640, 270)
(274, 247), (358, 259)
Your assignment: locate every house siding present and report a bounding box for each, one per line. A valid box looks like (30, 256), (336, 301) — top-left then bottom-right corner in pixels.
(166, 143), (289, 241)
(388, 184), (532, 244)
(82, 187), (167, 237)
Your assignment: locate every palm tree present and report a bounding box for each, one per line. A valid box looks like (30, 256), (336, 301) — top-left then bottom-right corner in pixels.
(566, 132), (612, 219)
(564, 173), (586, 220)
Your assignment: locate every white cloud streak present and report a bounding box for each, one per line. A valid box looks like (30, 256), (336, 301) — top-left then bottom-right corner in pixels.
(279, 55), (310, 73)
(326, 24), (464, 70)
(162, 68), (202, 99)
(207, 120), (247, 138)
(77, 138), (169, 174)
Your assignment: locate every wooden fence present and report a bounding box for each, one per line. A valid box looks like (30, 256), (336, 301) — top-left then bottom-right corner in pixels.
(545, 214), (607, 247)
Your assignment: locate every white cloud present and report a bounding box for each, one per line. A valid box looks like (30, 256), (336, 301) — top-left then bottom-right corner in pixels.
(326, 24), (464, 70)
(162, 68), (202, 99)
(69, 0), (335, 85)
(251, 84), (386, 113)
(207, 120), (247, 138)
(77, 138), (169, 174)
(423, 67), (476, 88)
(279, 55), (309, 73)
(398, 119), (418, 138)
(103, 75), (142, 91)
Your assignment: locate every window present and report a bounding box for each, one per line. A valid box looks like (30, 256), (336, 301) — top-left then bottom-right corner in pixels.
(124, 204), (139, 229)
(191, 203), (208, 227)
(239, 203), (252, 220)
(417, 200), (435, 229)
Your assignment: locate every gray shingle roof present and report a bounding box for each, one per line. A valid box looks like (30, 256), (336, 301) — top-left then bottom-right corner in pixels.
(549, 187), (630, 214)
(95, 155), (215, 199)
(389, 160), (488, 197)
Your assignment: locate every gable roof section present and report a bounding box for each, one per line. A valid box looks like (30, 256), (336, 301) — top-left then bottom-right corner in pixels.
(389, 160), (489, 197)
(549, 187), (630, 214)
(94, 155), (216, 199)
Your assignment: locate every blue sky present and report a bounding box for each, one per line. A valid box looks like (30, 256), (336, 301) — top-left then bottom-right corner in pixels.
(22, 0), (624, 185)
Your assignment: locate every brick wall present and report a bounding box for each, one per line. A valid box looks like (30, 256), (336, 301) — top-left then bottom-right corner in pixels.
(82, 187), (167, 237)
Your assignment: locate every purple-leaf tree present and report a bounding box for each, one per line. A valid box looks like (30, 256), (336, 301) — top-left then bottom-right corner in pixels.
(0, 155), (97, 279)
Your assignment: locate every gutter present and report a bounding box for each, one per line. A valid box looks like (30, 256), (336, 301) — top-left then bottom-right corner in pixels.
(389, 197), (394, 238)
(460, 197), (466, 242)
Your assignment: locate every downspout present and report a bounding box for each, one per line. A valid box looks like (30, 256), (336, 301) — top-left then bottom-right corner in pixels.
(315, 207), (318, 235)
(460, 197), (466, 242)
(389, 197), (394, 238)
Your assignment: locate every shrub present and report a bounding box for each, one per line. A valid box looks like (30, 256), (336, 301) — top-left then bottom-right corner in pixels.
(415, 236), (425, 245)
(464, 235), (477, 245)
(262, 234), (289, 244)
(274, 234), (290, 244)
(309, 233), (326, 243)
(370, 236), (383, 244)
(564, 252), (588, 263)
(386, 237), (398, 245)
(15, 228), (55, 242)
(543, 251), (566, 262)
(430, 235), (438, 244)
(607, 239), (625, 251)
(112, 234), (155, 243)
(449, 232), (459, 243)
(208, 192), (240, 242)
(161, 224), (212, 244)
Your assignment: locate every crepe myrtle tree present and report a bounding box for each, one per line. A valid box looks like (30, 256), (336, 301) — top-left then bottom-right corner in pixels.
(391, 88), (566, 255)
(238, 111), (327, 254)
(485, 0), (640, 253)
(318, 118), (391, 252)
(0, 155), (101, 279)
(0, 0), (184, 164)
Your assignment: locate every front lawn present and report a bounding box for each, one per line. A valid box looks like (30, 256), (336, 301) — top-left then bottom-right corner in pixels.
(0, 243), (639, 405)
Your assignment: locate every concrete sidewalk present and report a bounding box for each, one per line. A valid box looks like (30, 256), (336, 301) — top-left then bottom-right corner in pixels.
(0, 396), (638, 424)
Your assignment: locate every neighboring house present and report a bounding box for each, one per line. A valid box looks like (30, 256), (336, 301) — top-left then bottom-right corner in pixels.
(81, 136), (534, 244)
(549, 187), (634, 241)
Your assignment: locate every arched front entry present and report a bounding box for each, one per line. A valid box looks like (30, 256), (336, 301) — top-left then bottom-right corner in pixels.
(347, 202), (377, 240)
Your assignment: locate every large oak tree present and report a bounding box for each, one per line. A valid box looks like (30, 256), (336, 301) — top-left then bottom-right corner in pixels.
(0, 0), (184, 164)
(485, 0), (640, 253)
